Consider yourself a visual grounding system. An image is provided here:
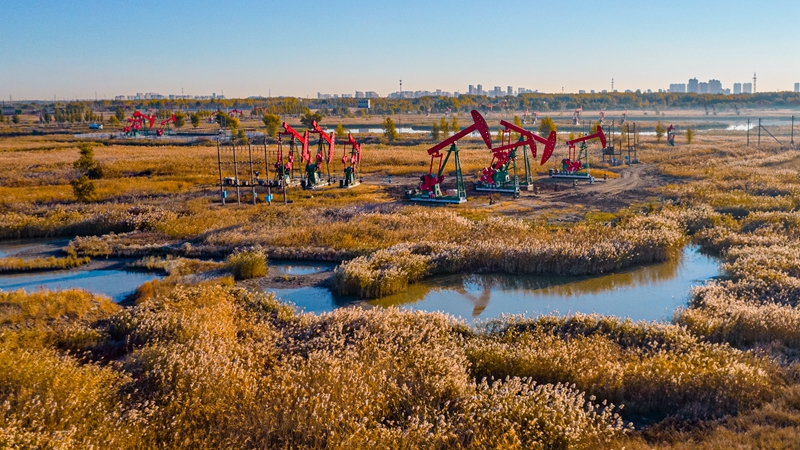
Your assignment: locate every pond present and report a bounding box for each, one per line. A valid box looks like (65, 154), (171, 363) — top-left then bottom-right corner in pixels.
(0, 268), (163, 302)
(266, 246), (721, 322)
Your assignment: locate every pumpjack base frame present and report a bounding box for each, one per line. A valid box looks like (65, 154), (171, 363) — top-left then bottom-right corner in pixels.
(550, 171), (595, 182)
(474, 183), (520, 194)
(408, 194), (467, 204)
(339, 181), (361, 189)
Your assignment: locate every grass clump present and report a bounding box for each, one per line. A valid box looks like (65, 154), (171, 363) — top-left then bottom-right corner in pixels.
(0, 255), (90, 273)
(225, 249), (267, 280)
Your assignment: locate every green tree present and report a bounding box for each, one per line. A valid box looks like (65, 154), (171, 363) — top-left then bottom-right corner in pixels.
(229, 117), (240, 130)
(451, 117), (459, 133)
(43, 111), (52, 124)
(74, 142), (103, 179)
(174, 111), (187, 128)
(191, 113), (201, 129)
(12, 113), (20, 124)
(236, 128), (248, 145)
(71, 176), (96, 202)
(440, 117), (449, 136)
(538, 116), (557, 137)
(655, 121), (666, 143)
(431, 122), (440, 140)
(300, 112), (323, 128)
(686, 127), (694, 144)
(335, 123), (347, 140)
(262, 114), (281, 137)
(115, 107), (125, 122)
(109, 116), (120, 127)
(383, 117), (398, 143)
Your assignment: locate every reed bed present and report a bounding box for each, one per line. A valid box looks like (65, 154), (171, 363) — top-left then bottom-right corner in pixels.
(3, 282), (782, 448)
(0, 255), (90, 273)
(334, 210), (687, 298)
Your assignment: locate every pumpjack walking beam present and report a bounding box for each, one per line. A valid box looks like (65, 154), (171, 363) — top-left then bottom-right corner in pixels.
(408, 109), (493, 204)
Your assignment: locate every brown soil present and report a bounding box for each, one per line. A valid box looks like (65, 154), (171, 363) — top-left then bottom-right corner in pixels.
(364, 163), (662, 222)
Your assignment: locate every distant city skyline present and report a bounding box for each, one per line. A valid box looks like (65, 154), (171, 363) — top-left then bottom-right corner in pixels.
(3, 1), (799, 100)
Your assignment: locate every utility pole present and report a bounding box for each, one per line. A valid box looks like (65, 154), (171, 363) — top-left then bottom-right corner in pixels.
(746, 119), (750, 147)
(612, 78), (614, 91)
(216, 139), (225, 205)
(399, 80), (402, 98)
(792, 115), (795, 147)
(248, 141), (256, 205)
(753, 72), (757, 94)
(758, 118), (761, 147)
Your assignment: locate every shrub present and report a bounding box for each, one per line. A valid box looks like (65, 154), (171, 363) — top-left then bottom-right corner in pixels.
(70, 175), (96, 202)
(225, 249), (267, 280)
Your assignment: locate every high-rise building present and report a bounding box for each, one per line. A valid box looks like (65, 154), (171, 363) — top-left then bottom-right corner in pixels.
(365, 91), (379, 98)
(733, 83), (742, 95)
(743, 83), (753, 94)
(493, 86), (501, 97)
(708, 79), (723, 94)
(476, 84), (483, 95)
(468, 85), (474, 95)
(687, 78), (699, 93)
(795, 83), (799, 93)
(507, 86), (513, 96)
(698, 82), (709, 94)
(355, 91), (364, 98)
(669, 83), (686, 93)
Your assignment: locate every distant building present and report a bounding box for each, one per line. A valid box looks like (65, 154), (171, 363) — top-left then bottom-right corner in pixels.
(493, 86), (502, 97)
(795, 83), (799, 93)
(476, 84), (483, 95)
(468, 85), (474, 95)
(590, 90), (595, 94)
(688, 78), (699, 93)
(507, 86), (513, 96)
(355, 91), (364, 98)
(669, 83), (686, 93)
(708, 79), (723, 94)
(698, 82), (709, 94)
(743, 83), (753, 94)
(733, 83), (742, 94)
(365, 91), (379, 98)
(578, 90), (586, 94)
(342, 94), (353, 98)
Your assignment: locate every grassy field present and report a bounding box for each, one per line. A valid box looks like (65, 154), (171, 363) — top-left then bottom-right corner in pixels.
(3, 123), (800, 447)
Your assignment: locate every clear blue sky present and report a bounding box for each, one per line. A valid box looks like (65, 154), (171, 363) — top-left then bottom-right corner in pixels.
(2, 0), (799, 100)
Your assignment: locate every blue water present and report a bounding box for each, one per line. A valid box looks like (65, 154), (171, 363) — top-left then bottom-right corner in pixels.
(267, 247), (721, 322)
(0, 269), (163, 302)
(269, 260), (336, 276)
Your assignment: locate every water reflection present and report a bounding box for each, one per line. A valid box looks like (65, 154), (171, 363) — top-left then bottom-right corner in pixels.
(0, 269), (163, 302)
(269, 261), (336, 276)
(369, 247), (720, 322)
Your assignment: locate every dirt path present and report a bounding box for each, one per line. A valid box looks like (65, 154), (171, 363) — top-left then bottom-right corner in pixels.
(362, 164), (662, 221)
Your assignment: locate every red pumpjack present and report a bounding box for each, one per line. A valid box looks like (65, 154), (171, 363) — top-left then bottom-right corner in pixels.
(304, 120), (335, 188)
(276, 122), (309, 186)
(407, 109), (492, 204)
(475, 121), (557, 195)
(156, 114), (176, 136)
(550, 126), (607, 182)
(340, 133), (362, 188)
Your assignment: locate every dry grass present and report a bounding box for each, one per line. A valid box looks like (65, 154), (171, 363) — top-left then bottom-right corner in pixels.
(0, 255), (90, 273)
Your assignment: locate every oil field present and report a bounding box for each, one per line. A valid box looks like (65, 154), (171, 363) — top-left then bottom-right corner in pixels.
(4, 1), (800, 449)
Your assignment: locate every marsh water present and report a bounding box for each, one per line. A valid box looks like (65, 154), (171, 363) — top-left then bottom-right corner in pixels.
(0, 239), (163, 302)
(0, 238), (721, 321)
(268, 246), (721, 322)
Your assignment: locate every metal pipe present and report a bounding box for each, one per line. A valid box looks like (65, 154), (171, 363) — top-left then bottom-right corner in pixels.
(248, 141), (256, 205)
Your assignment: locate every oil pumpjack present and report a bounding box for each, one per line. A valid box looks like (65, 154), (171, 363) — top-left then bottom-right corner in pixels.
(340, 133), (362, 188)
(304, 120), (335, 189)
(474, 121), (556, 195)
(407, 109), (492, 204)
(276, 122), (308, 186)
(550, 125), (607, 183)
